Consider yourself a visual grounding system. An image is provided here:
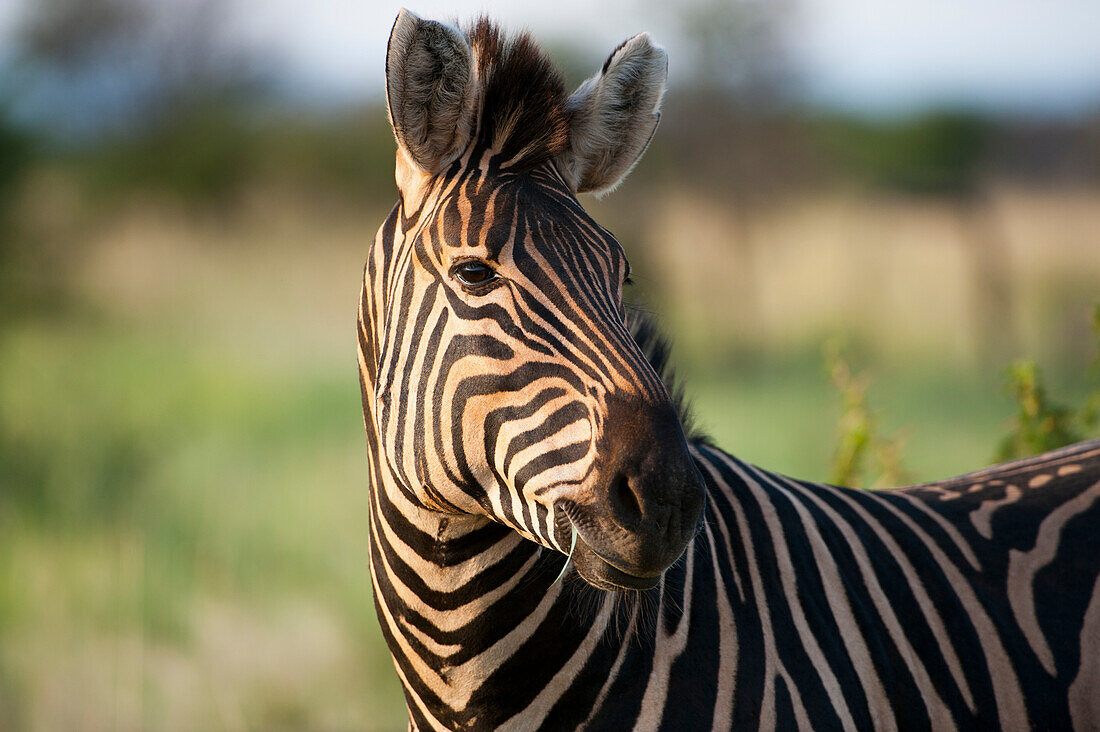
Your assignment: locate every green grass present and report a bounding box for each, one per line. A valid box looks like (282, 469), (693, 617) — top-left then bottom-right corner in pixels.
(0, 319), (406, 730)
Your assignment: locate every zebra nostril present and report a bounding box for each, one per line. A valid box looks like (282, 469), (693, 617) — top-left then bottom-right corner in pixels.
(609, 473), (644, 528)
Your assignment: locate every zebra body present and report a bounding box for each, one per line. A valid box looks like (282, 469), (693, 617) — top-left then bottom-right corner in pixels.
(359, 11), (1100, 730)
(366, 414), (1100, 730)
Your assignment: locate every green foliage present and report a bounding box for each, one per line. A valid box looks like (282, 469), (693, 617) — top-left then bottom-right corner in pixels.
(70, 105), (397, 208)
(0, 105), (38, 320)
(83, 108), (258, 205)
(825, 305), (1100, 480)
(0, 107), (33, 203)
(995, 360), (1083, 460)
(817, 111), (992, 195)
(824, 340), (909, 489)
(997, 304), (1100, 460)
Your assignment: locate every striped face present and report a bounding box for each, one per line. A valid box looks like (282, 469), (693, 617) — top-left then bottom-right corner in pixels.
(366, 152), (704, 590)
(361, 12), (704, 591)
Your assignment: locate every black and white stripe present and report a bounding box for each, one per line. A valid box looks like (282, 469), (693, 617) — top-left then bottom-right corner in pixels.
(358, 12), (1100, 730)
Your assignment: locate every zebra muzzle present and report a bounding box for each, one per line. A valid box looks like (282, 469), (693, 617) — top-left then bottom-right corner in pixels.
(557, 395), (706, 591)
(571, 537), (665, 591)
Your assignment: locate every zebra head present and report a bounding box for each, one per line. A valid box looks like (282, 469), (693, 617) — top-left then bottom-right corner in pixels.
(360, 11), (705, 592)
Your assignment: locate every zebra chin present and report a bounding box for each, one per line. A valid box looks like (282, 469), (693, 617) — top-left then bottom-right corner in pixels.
(561, 505), (704, 591)
(570, 538), (667, 591)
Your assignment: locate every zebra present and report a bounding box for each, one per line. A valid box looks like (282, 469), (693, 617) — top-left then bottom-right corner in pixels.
(357, 10), (1100, 731)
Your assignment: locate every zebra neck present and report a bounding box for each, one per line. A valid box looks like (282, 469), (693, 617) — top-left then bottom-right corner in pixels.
(367, 460), (681, 728)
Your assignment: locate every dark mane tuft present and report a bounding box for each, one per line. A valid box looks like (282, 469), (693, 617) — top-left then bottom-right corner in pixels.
(466, 17), (570, 171)
(625, 308), (709, 445)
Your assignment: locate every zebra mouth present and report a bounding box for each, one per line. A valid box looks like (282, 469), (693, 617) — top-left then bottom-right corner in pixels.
(571, 537), (661, 591)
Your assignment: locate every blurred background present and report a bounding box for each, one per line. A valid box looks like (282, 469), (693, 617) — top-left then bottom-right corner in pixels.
(1, 0), (1098, 728)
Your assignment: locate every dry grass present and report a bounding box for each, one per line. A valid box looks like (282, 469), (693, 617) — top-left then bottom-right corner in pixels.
(637, 185), (1100, 365)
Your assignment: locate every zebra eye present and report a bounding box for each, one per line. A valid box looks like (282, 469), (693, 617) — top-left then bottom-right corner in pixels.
(452, 261), (497, 288)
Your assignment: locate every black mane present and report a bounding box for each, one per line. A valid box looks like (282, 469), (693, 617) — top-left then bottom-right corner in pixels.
(625, 307), (708, 444)
(465, 17), (570, 171)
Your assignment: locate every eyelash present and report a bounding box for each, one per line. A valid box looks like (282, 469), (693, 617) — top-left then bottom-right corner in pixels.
(450, 259), (499, 290)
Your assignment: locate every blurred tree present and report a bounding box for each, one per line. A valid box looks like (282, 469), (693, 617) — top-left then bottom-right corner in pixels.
(0, 103), (35, 322)
(825, 114), (989, 195)
(674, 0), (794, 104)
(19, 0), (142, 68)
(640, 0), (806, 350)
(0, 108), (31, 213)
(16, 0), (266, 137)
(13, 0), (278, 206)
(819, 112), (1012, 364)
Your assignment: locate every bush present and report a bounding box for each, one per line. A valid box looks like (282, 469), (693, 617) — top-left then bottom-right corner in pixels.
(996, 304), (1100, 460)
(824, 340), (909, 489)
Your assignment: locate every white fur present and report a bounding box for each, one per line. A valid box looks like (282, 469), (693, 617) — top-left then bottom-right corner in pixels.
(558, 33), (668, 196)
(386, 9), (477, 175)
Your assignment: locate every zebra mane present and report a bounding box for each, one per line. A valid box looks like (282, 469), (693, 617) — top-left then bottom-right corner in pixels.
(625, 307), (708, 444)
(465, 17), (570, 171)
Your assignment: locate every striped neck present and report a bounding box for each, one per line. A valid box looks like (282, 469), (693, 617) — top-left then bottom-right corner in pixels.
(365, 441), (617, 729)
(362, 432), (732, 729)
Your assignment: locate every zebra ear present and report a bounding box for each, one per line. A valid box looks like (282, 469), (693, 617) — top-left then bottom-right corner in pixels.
(559, 33), (667, 196)
(386, 9), (477, 175)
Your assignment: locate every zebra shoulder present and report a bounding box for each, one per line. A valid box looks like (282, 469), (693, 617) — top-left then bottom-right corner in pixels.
(893, 438), (1100, 545)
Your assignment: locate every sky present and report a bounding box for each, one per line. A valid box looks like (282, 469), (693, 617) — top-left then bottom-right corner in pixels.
(2, 0), (1099, 115)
